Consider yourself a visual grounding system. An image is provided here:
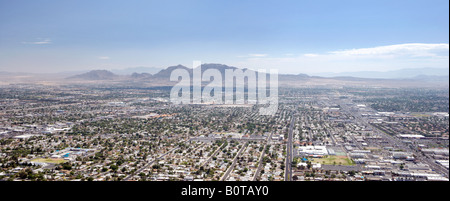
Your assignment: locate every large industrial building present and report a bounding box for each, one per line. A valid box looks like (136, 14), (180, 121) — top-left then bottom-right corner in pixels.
(298, 146), (329, 157)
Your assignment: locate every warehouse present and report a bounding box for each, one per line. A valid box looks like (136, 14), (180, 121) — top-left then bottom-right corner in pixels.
(298, 146), (329, 157)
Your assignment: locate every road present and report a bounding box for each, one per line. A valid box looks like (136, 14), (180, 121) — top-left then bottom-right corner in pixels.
(253, 132), (274, 181)
(284, 112), (295, 181)
(201, 142), (225, 167)
(220, 142), (248, 181)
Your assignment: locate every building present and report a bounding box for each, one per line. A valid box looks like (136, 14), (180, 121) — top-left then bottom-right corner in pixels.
(298, 146), (329, 157)
(398, 134), (425, 139)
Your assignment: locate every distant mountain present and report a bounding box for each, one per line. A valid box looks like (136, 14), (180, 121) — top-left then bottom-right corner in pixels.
(0, 71), (34, 76)
(68, 70), (118, 80)
(409, 74), (449, 82)
(0, 71), (13, 76)
(200, 63), (240, 75)
(152, 64), (191, 79)
(130, 72), (152, 79)
(111, 67), (163, 75)
(279, 73), (310, 81)
(148, 63), (313, 87)
(148, 63), (269, 86)
(314, 67), (449, 79)
(151, 63), (242, 78)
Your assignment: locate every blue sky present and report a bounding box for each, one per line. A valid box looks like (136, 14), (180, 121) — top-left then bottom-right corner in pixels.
(0, 0), (448, 74)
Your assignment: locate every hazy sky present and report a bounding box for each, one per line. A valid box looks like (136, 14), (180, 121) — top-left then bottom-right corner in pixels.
(0, 0), (448, 74)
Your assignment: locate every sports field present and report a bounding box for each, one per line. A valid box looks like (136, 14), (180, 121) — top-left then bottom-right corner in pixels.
(311, 155), (355, 166)
(30, 158), (66, 164)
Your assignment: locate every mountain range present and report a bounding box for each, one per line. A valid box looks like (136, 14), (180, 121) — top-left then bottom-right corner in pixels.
(67, 64), (313, 83)
(110, 67), (163, 75)
(68, 70), (119, 80)
(1, 64), (448, 88)
(66, 64), (449, 82)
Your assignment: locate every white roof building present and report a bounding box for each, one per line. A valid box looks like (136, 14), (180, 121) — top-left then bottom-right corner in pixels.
(298, 146), (329, 156)
(398, 134), (425, 139)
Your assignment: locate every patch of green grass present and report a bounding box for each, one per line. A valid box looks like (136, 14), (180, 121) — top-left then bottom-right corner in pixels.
(311, 155), (355, 166)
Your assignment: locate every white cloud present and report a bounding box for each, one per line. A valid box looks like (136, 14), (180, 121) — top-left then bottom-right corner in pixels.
(98, 56), (110, 60)
(232, 43), (449, 74)
(329, 43), (449, 57)
(237, 54), (268, 58)
(22, 39), (51, 45)
(303, 53), (319, 57)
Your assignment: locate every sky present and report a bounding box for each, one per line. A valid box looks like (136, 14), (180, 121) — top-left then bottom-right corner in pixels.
(0, 0), (448, 74)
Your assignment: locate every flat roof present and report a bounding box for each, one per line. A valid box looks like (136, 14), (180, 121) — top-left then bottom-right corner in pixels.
(398, 134), (425, 138)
